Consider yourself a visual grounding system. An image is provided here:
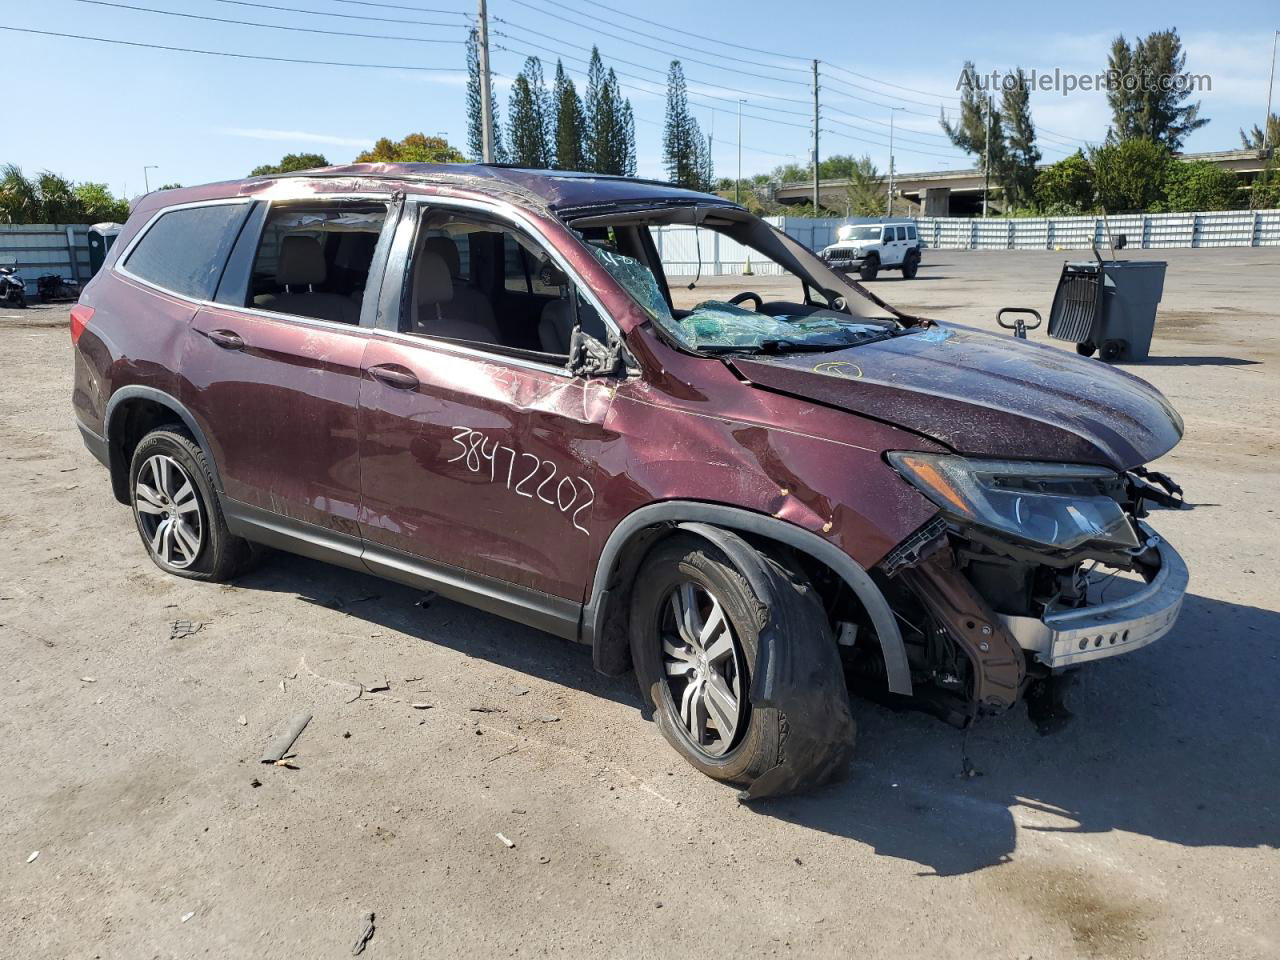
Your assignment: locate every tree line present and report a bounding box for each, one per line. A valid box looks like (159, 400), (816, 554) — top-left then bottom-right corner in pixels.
(943, 29), (1279, 214)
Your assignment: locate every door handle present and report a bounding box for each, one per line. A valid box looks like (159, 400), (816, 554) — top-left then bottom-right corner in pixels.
(368, 363), (419, 390)
(206, 329), (244, 351)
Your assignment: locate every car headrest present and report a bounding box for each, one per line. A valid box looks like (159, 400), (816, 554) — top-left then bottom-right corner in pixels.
(276, 235), (327, 287)
(414, 249), (453, 305)
(424, 236), (461, 278)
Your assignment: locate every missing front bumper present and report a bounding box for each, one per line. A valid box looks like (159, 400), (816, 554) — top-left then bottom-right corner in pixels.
(998, 534), (1188, 670)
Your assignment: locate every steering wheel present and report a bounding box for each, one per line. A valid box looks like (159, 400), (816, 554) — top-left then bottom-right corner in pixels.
(729, 291), (764, 311)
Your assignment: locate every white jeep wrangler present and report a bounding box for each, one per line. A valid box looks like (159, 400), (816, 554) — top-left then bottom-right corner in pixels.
(820, 221), (922, 281)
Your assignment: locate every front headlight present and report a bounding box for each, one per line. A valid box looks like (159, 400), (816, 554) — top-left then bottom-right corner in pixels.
(887, 453), (1139, 551)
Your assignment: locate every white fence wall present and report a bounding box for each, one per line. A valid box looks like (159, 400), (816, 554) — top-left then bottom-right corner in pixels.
(654, 209), (1280, 275)
(0, 224), (93, 293)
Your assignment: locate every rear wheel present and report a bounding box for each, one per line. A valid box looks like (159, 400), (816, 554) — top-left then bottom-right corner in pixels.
(1076, 342), (1097, 357)
(901, 251), (920, 279)
(129, 427), (253, 581)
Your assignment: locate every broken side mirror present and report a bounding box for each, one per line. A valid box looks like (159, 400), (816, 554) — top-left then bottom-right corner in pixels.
(539, 258), (569, 289)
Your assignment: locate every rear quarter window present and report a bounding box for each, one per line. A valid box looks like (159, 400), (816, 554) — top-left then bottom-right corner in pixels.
(123, 203), (249, 300)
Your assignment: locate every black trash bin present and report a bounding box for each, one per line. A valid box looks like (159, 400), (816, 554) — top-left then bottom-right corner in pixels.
(88, 222), (123, 276)
(1047, 258), (1167, 362)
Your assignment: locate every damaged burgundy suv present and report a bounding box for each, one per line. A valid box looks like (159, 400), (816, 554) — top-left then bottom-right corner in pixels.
(72, 164), (1188, 797)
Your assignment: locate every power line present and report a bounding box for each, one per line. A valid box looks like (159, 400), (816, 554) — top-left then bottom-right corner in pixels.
(493, 43), (812, 132)
(64, 0), (467, 41)
(505, 0), (809, 75)
(492, 37), (813, 118)
(822, 61), (962, 106)
(497, 6), (806, 88)
(208, 0), (462, 27)
(517, 0), (810, 64)
(319, 0), (469, 12)
(820, 127), (968, 162)
(822, 115), (967, 155)
(1, 25), (466, 69)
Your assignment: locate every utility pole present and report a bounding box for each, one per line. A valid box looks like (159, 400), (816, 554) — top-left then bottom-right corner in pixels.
(1265, 30), (1278, 153)
(886, 107), (903, 217)
(143, 165), (157, 193)
(477, 0), (495, 163)
(736, 99), (744, 205)
(811, 59), (820, 213)
(982, 95), (992, 218)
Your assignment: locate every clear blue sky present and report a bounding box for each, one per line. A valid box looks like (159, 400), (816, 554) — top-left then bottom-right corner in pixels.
(5, 0), (1277, 198)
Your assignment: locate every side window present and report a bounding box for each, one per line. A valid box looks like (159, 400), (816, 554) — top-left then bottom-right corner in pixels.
(880, 229), (892, 244)
(896, 226), (908, 241)
(123, 203), (249, 299)
(247, 203), (388, 325)
(907, 225), (918, 241)
(403, 209), (605, 360)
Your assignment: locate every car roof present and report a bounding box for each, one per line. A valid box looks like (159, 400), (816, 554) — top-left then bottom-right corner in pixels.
(263, 163), (739, 215)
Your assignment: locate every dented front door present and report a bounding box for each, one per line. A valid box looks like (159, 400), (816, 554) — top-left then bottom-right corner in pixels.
(357, 335), (614, 600)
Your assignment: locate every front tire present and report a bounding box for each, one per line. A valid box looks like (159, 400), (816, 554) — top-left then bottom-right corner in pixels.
(129, 427), (253, 581)
(858, 255), (880, 281)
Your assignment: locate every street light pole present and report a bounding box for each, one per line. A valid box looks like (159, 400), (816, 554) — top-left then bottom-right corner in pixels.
(1265, 30), (1278, 153)
(886, 107), (903, 217)
(736, 99), (744, 205)
(811, 59), (820, 214)
(143, 165), (158, 193)
(477, 0), (495, 163)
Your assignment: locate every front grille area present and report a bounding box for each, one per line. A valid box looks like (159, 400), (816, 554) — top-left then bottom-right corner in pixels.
(825, 247), (858, 261)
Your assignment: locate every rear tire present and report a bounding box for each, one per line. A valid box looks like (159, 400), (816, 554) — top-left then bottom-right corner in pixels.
(1076, 342), (1097, 357)
(128, 427), (253, 582)
(901, 252), (920, 279)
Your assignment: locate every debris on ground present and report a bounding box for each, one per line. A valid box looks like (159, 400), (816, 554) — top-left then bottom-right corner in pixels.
(351, 912), (375, 955)
(169, 620), (205, 640)
(411, 702), (433, 710)
(364, 677), (390, 693)
(470, 706), (505, 714)
(413, 592), (438, 609)
(538, 855), (550, 864)
(181, 911), (195, 923)
(345, 685), (364, 704)
(537, 715), (561, 724)
(487, 746), (518, 763)
(237, 715), (247, 726)
(79, 677), (96, 683)
(260, 713), (312, 764)
(496, 833), (515, 848)
(26, 851), (38, 863)
(250, 778), (262, 788)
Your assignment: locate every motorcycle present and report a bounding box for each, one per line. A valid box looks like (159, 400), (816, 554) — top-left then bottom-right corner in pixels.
(0, 265), (26, 308)
(36, 273), (80, 303)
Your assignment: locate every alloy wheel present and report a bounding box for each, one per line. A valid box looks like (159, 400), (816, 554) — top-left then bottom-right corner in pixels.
(134, 454), (204, 569)
(660, 581), (747, 757)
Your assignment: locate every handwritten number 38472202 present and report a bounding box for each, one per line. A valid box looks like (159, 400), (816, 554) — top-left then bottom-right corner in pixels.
(448, 427), (595, 535)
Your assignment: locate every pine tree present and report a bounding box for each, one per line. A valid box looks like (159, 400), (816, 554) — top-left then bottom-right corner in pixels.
(602, 69), (631, 175)
(663, 61), (706, 188)
(552, 60), (586, 171)
(942, 61), (1008, 206)
(998, 69), (1041, 209)
(1105, 29), (1209, 149)
(1239, 113), (1279, 150)
(584, 47), (608, 173)
(507, 56), (552, 167)
(621, 98), (637, 176)
(465, 27), (506, 163)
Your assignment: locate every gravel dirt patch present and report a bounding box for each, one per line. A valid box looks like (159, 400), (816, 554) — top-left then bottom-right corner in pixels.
(3, 250), (1277, 958)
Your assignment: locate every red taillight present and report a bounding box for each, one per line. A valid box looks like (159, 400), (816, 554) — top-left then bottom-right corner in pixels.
(70, 304), (94, 345)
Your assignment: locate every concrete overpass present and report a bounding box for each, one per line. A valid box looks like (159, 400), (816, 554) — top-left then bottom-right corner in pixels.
(772, 149), (1273, 217)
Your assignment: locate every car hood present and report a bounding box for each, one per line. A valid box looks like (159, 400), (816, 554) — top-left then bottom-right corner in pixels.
(729, 322), (1183, 469)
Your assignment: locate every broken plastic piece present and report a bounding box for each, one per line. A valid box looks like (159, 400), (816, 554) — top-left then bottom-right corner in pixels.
(260, 713), (312, 764)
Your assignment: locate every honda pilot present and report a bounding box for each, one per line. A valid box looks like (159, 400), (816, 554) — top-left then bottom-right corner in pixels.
(71, 164), (1188, 797)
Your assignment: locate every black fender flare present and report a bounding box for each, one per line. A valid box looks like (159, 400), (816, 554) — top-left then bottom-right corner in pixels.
(104, 386), (223, 501)
(582, 501), (912, 696)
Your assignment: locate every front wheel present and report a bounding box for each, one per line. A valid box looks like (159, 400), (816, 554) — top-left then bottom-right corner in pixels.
(858, 255), (880, 282)
(629, 535), (855, 792)
(129, 427), (253, 581)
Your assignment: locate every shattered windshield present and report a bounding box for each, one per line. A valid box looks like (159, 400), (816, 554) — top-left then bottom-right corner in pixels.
(586, 244), (889, 354)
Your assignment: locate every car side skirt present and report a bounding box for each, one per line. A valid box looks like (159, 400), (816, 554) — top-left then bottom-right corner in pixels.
(220, 498), (581, 641)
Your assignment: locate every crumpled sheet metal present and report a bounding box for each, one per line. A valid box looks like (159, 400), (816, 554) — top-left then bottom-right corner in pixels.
(673, 523), (856, 801)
